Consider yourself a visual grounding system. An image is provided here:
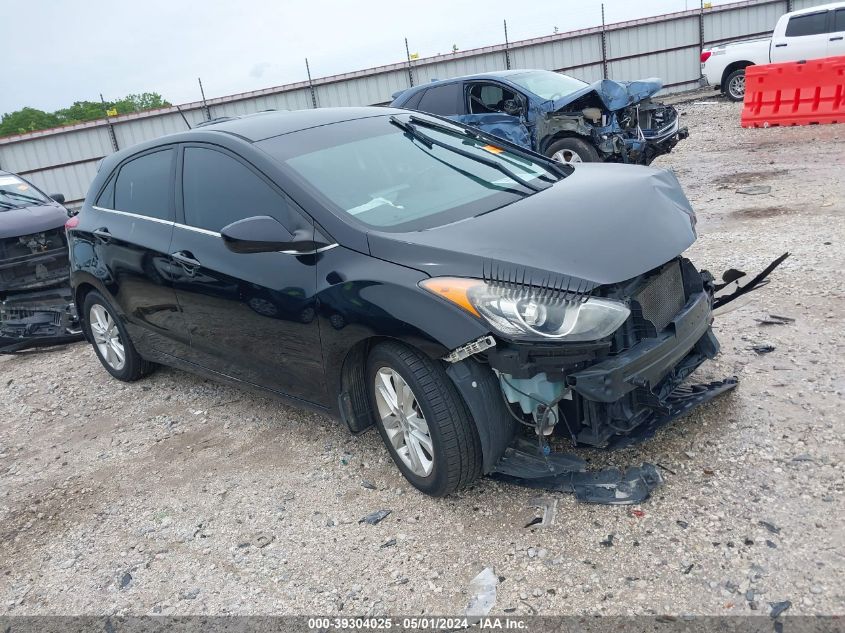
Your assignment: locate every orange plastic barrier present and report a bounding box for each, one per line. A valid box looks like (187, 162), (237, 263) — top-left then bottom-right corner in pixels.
(741, 56), (845, 128)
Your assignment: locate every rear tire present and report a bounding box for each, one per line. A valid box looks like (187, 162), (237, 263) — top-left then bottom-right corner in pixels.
(545, 137), (601, 164)
(366, 342), (482, 497)
(724, 68), (747, 102)
(82, 291), (156, 382)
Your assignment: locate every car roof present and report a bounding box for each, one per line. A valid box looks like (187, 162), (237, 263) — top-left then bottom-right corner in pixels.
(394, 69), (546, 101)
(197, 106), (402, 142)
(790, 1), (844, 15)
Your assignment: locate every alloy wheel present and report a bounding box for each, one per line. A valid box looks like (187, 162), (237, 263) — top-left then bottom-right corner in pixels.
(89, 304), (126, 371)
(373, 367), (434, 477)
(552, 149), (583, 164)
(729, 74), (745, 100)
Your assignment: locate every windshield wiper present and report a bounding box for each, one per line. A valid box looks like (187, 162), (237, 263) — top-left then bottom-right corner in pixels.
(1, 190), (46, 205)
(0, 200), (20, 210)
(389, 115), (543, 193)
(407, 114), (570, 180)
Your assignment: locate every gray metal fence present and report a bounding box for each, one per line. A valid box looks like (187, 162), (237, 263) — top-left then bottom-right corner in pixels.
(0, 0), (828, 208)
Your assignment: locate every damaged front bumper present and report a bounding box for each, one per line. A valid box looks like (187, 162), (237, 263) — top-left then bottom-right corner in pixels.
(0, 287), (81, 353)
(598, 105), (689, 165)
(447, 257), (740, 504)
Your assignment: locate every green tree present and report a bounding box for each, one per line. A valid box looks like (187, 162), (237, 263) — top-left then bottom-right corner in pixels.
(1, 92), (172, 136)
(0, 107), (61, 136)
(55, 101), (109, 124)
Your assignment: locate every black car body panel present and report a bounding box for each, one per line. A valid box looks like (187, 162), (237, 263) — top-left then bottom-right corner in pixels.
(367, 164), (697, 286)
(67, 107), (732, 485)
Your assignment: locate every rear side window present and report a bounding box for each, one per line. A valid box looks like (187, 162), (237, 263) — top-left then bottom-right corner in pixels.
(835, 9), (845, 32)
(114, 149), (174, 220)
(401, 89), (425, 110)
(416, 83), (462, 115)
(96, 177), (115, 208)
(785, 11), (828, 37)
(181, 147), (289, 232)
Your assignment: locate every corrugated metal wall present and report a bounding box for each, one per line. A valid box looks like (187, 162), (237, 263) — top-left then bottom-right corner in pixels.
(0, 0), (833, 207)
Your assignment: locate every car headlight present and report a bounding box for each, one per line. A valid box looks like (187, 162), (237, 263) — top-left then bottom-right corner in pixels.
(420, 277), (630, 341)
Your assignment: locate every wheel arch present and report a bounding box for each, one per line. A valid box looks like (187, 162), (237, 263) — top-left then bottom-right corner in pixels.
(335, 334), (442, 435)
(721, 60), (754, 89)
(539, 130), (590, 157)
(335, 335), (517, 474)
(72, 274), (112, 342)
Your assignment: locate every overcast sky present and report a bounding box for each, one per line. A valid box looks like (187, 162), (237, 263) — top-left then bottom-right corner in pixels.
(6, 0), (732, 114)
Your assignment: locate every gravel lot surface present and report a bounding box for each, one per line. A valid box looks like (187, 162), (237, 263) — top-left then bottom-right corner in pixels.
(1, 97), (843, 617)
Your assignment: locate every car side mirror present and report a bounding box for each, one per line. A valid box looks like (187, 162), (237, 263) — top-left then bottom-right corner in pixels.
(50, 193), (66, 204)
(221, 215), (325, 254)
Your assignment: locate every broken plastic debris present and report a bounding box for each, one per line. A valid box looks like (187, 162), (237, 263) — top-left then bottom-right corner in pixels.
(750, 344), (775, 354)
(360, 480), (377, 490)
(465, 567), (498, 619)
(713, 252), (789, 311)
(759, 520), (781, 534)
(769, 600), (791, 618)
(736, 185), (771, 195)
(526, 497), (557, 529)
(756, 314), (794, 326)
(359, 509), (391, 525)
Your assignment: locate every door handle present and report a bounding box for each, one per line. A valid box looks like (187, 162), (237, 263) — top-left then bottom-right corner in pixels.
(831, 36), (844, 41)
(170, 251), (201, 269)
(93, 227), (112, 242)
(774, 43), (788, 47)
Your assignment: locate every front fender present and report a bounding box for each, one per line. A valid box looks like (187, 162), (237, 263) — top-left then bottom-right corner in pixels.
(316, 247), (490, 415)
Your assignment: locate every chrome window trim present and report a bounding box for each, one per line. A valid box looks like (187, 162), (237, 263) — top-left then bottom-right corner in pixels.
(91, 205), (339, 253)
(173, 223), (221, 237)
(92, 205), (174, 226)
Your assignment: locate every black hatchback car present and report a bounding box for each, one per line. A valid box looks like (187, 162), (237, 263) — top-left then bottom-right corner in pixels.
(68, 107), (727, 497)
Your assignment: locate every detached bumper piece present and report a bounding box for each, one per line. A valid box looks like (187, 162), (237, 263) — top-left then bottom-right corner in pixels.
(0, 288), (82, 353)
(491, 438), (663, 505)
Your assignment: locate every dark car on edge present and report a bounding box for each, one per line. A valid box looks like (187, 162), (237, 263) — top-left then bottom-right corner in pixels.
(390, 69), (688, 165)
(0, 171), (80, 351)
(67, 107), (724, 497)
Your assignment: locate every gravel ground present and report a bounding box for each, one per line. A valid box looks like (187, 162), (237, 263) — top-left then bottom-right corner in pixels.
(1, 96), (843, 617)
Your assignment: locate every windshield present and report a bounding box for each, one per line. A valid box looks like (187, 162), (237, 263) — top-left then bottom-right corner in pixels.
(506, 70), (588, 101)
(0, 174), (49, 210)
(259, 115), (553, 231)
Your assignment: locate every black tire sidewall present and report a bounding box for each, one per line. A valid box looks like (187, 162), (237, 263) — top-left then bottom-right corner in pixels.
(82, 291), (142, 381)
(725, 69), (746, 102)
(366, 346), (452, 495)
(545, 137), (601, 163)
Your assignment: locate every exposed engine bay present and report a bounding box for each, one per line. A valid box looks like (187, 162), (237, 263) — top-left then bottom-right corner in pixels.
(443, 252), (788, 504)
(0, 172), (82, 353)
(538, 82), (689, 165)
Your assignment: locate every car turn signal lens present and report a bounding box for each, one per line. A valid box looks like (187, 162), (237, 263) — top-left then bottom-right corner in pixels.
(420, 277), (483, 317)
(700, 51), (712, 63)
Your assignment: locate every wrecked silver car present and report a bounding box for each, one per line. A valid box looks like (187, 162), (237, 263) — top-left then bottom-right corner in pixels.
(390, 69), (689, 165)
(0, 171), (81, 353)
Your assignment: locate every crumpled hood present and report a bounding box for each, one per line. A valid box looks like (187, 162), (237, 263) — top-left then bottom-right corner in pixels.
(0, 204), (68, 240)
(367, 163), (696, 287)
(552, 78), (664, 112)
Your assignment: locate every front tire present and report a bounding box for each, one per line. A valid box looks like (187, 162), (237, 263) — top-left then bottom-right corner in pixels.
(724, 68), (747, 102)
(545, 137), (601, 164)
(366, 342), (482, 497)
(82, 291), (156, 381)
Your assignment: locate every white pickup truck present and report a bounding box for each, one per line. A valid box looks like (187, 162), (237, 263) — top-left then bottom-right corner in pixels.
(701, 1), (845, 101)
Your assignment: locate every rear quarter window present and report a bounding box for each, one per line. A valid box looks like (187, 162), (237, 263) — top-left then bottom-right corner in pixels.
(416, 83), (463, 115)
(785, 11), (829, 37)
